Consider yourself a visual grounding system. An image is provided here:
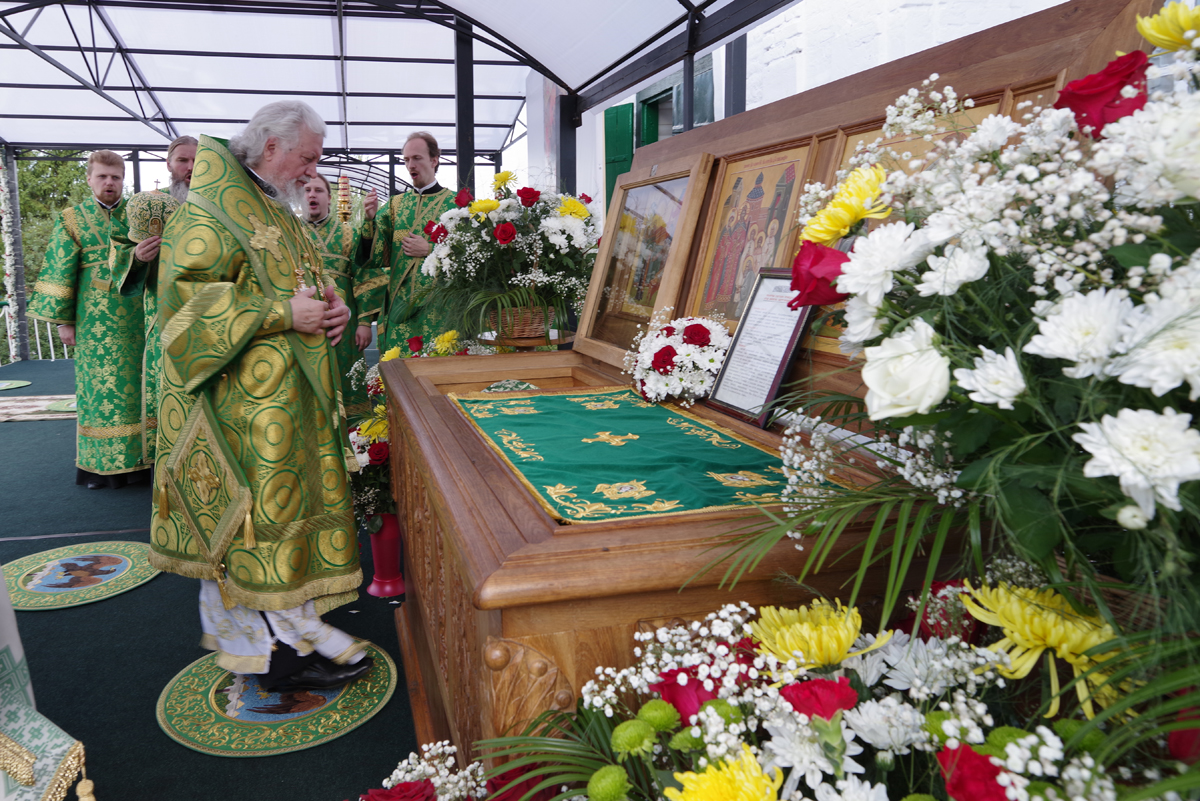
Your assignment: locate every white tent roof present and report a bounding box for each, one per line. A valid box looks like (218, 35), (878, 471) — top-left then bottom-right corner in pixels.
(0, 0), (772, 155)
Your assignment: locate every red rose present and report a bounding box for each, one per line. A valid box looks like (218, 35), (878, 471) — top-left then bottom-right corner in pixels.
(937, 744), (1007, 801)
(636, 380), (651, 401)
(516, 187), (541, 207)
(407, 335), (424, 353)
(649, 666), (719, 723)
(681, 323), (711, 347)
(422, 220), (438, 236)
(494, 222), (517, 244)
(454, 188), (473, 208)
(360, 780), (437, 801)
(778, 676), (858, 720)
(1053, 50), (1149, 138)
(368, 442), (389, 465)
(651, 345), (677, 375)
(1169, 695), (1200, 765)
(430, 224), (448, 244)
(486, 766), (554, 801)
(579, 193), (592, 204)
(789, 240), (851, 309)
(660, 326), (676, 337)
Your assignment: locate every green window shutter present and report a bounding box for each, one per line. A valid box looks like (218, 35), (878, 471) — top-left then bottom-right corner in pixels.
(639, 101), (659, 147)
(604, 103), (634, 210)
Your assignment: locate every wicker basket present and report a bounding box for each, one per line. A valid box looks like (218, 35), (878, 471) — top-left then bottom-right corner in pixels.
(487, 306), (555, 338)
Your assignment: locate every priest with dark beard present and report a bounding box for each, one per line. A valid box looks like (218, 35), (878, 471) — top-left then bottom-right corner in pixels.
(109, 134), (197, 465)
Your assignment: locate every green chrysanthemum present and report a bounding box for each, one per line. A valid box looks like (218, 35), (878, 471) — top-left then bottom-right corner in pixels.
(587, 765), (631, 801)
(610, 719), (655, 761)
(636, 699), (681, 732)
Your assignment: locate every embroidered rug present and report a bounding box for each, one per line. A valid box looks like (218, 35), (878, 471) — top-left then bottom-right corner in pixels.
(3, 541), (160, 611)
(0, 380), (31, 391)
(156, 642), (396, 757)
(0, 394), (76, 422)
(449, 386), (785, 523)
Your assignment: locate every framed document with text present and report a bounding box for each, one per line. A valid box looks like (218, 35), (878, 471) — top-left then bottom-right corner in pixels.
(706, 269), (813, 427)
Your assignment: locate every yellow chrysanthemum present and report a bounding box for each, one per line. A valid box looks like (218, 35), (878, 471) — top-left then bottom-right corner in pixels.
(469, 198), (500, 218)
(962, 581), (1119, 718)
(358, 404), (389, 443)
(1137, 2), (1200, 52)
(664, 745), (782, 801)
(380, 346), (402, 362)
(558, 197), (590, 220)
(492, 170), (517, 192)
(800, 165), (891, 246)
(433, 329), (459, 355)
(749, 599), (892, 669)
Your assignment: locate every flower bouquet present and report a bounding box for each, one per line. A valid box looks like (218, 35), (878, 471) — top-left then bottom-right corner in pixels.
(709, 7), (1200, 796)
(623, 309), (732, 406)
(420, 172), (599, 338)
(390, 330), (508, 360)
(376, 552), (1196, 801)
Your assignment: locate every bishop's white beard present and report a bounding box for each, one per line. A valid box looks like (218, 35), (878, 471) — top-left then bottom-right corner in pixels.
(275, 181), (308, 214)
(169, 178), (189, 203)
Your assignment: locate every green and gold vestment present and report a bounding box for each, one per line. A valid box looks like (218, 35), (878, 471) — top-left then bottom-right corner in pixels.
(150, 135), (361, 613)
(27, 196), (149, 476)
(357, 186), (455, 351)
(110, 188), (171, 464)
(305, 213), (371, 419)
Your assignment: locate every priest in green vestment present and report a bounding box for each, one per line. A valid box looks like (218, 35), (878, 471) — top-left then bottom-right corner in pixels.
(355, 131), (457, 352)
(151, 102), (371, 691)
(27, 151), (150, 489)
(302, 173), (376, 419)
(109, 135), (198, 465)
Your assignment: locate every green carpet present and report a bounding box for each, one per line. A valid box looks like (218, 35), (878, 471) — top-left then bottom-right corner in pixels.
(4, 540), (159, 610)
(3, 531), (417, 797)
(0, 359), (76, 396)
(157, 642), (396, 757)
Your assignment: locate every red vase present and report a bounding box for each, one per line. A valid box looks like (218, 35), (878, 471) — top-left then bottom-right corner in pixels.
(367, 512), (406, 597)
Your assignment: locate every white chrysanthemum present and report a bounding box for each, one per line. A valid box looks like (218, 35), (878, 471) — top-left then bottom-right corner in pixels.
(1160, 260), (1200, 307)
(962, 113), (1022, 155)
(814, 775), (890, 801)
(1073, 407), (1200, 518)
(1023, 288), (1133, 378)
(840, 296), (885, 352)
(1091, 91), (1200, 205)
(843, 695), (928, 757)
(914, 245), (990, 297)
(1107, 299), (1200, 399)
(762, 712), (864, 797)
(954, 346), (1026, 410)
(836, 222), (933, 305)
(842, 631), (910, 688)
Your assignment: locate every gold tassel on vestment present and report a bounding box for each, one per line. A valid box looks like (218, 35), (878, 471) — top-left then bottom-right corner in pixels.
(243, 505), (256, 550)
(76, 771), (96, 801)
(215, 570), (236, 610)
(158, 484), (169, 518)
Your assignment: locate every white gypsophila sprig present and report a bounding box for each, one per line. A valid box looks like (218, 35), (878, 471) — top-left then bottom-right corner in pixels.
(937, 689), (994, 747)
(382, 741), (487, 800)
(813, 775), (890, 801)
(895, 426), (964, 506)
(779, 420), (840, 522)
(1073, 407), (1200, 519)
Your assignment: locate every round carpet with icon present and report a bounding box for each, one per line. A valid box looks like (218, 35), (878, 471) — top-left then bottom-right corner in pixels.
(156, 642), (396, 757)
(3, 541), (160, 610)
(0, 380), (31, 391)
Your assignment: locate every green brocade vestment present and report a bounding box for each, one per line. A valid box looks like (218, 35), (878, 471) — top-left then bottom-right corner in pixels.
(150, 135), (362, 613)
(109, 188), (170, 464)
(305, 214), (371, 419)
(357, 187), (455, 351)
(27, 196), (149, 476)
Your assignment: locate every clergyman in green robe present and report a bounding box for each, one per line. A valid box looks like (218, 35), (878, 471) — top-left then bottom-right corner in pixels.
(355, 131), (457, 352)
(109, 134), (198, 465)
(27, 150), (150, 489)
(302, 173), (376, 419)
(151, 102), (372, 691)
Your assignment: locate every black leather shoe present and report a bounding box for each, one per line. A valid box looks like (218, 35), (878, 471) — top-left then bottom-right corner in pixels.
(85, 479), (105, 490)
(265, 656), (373, 693)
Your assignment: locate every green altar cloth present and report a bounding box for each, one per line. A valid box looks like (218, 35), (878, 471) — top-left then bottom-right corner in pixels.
(449, 387), (784, 523)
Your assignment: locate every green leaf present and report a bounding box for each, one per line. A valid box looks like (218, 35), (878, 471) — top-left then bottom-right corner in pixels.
(949, 412), (999, 459)
(998, 482), (1061, 558)
(1107, 242), (1155, 268)
(956, 456), (994, 490)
